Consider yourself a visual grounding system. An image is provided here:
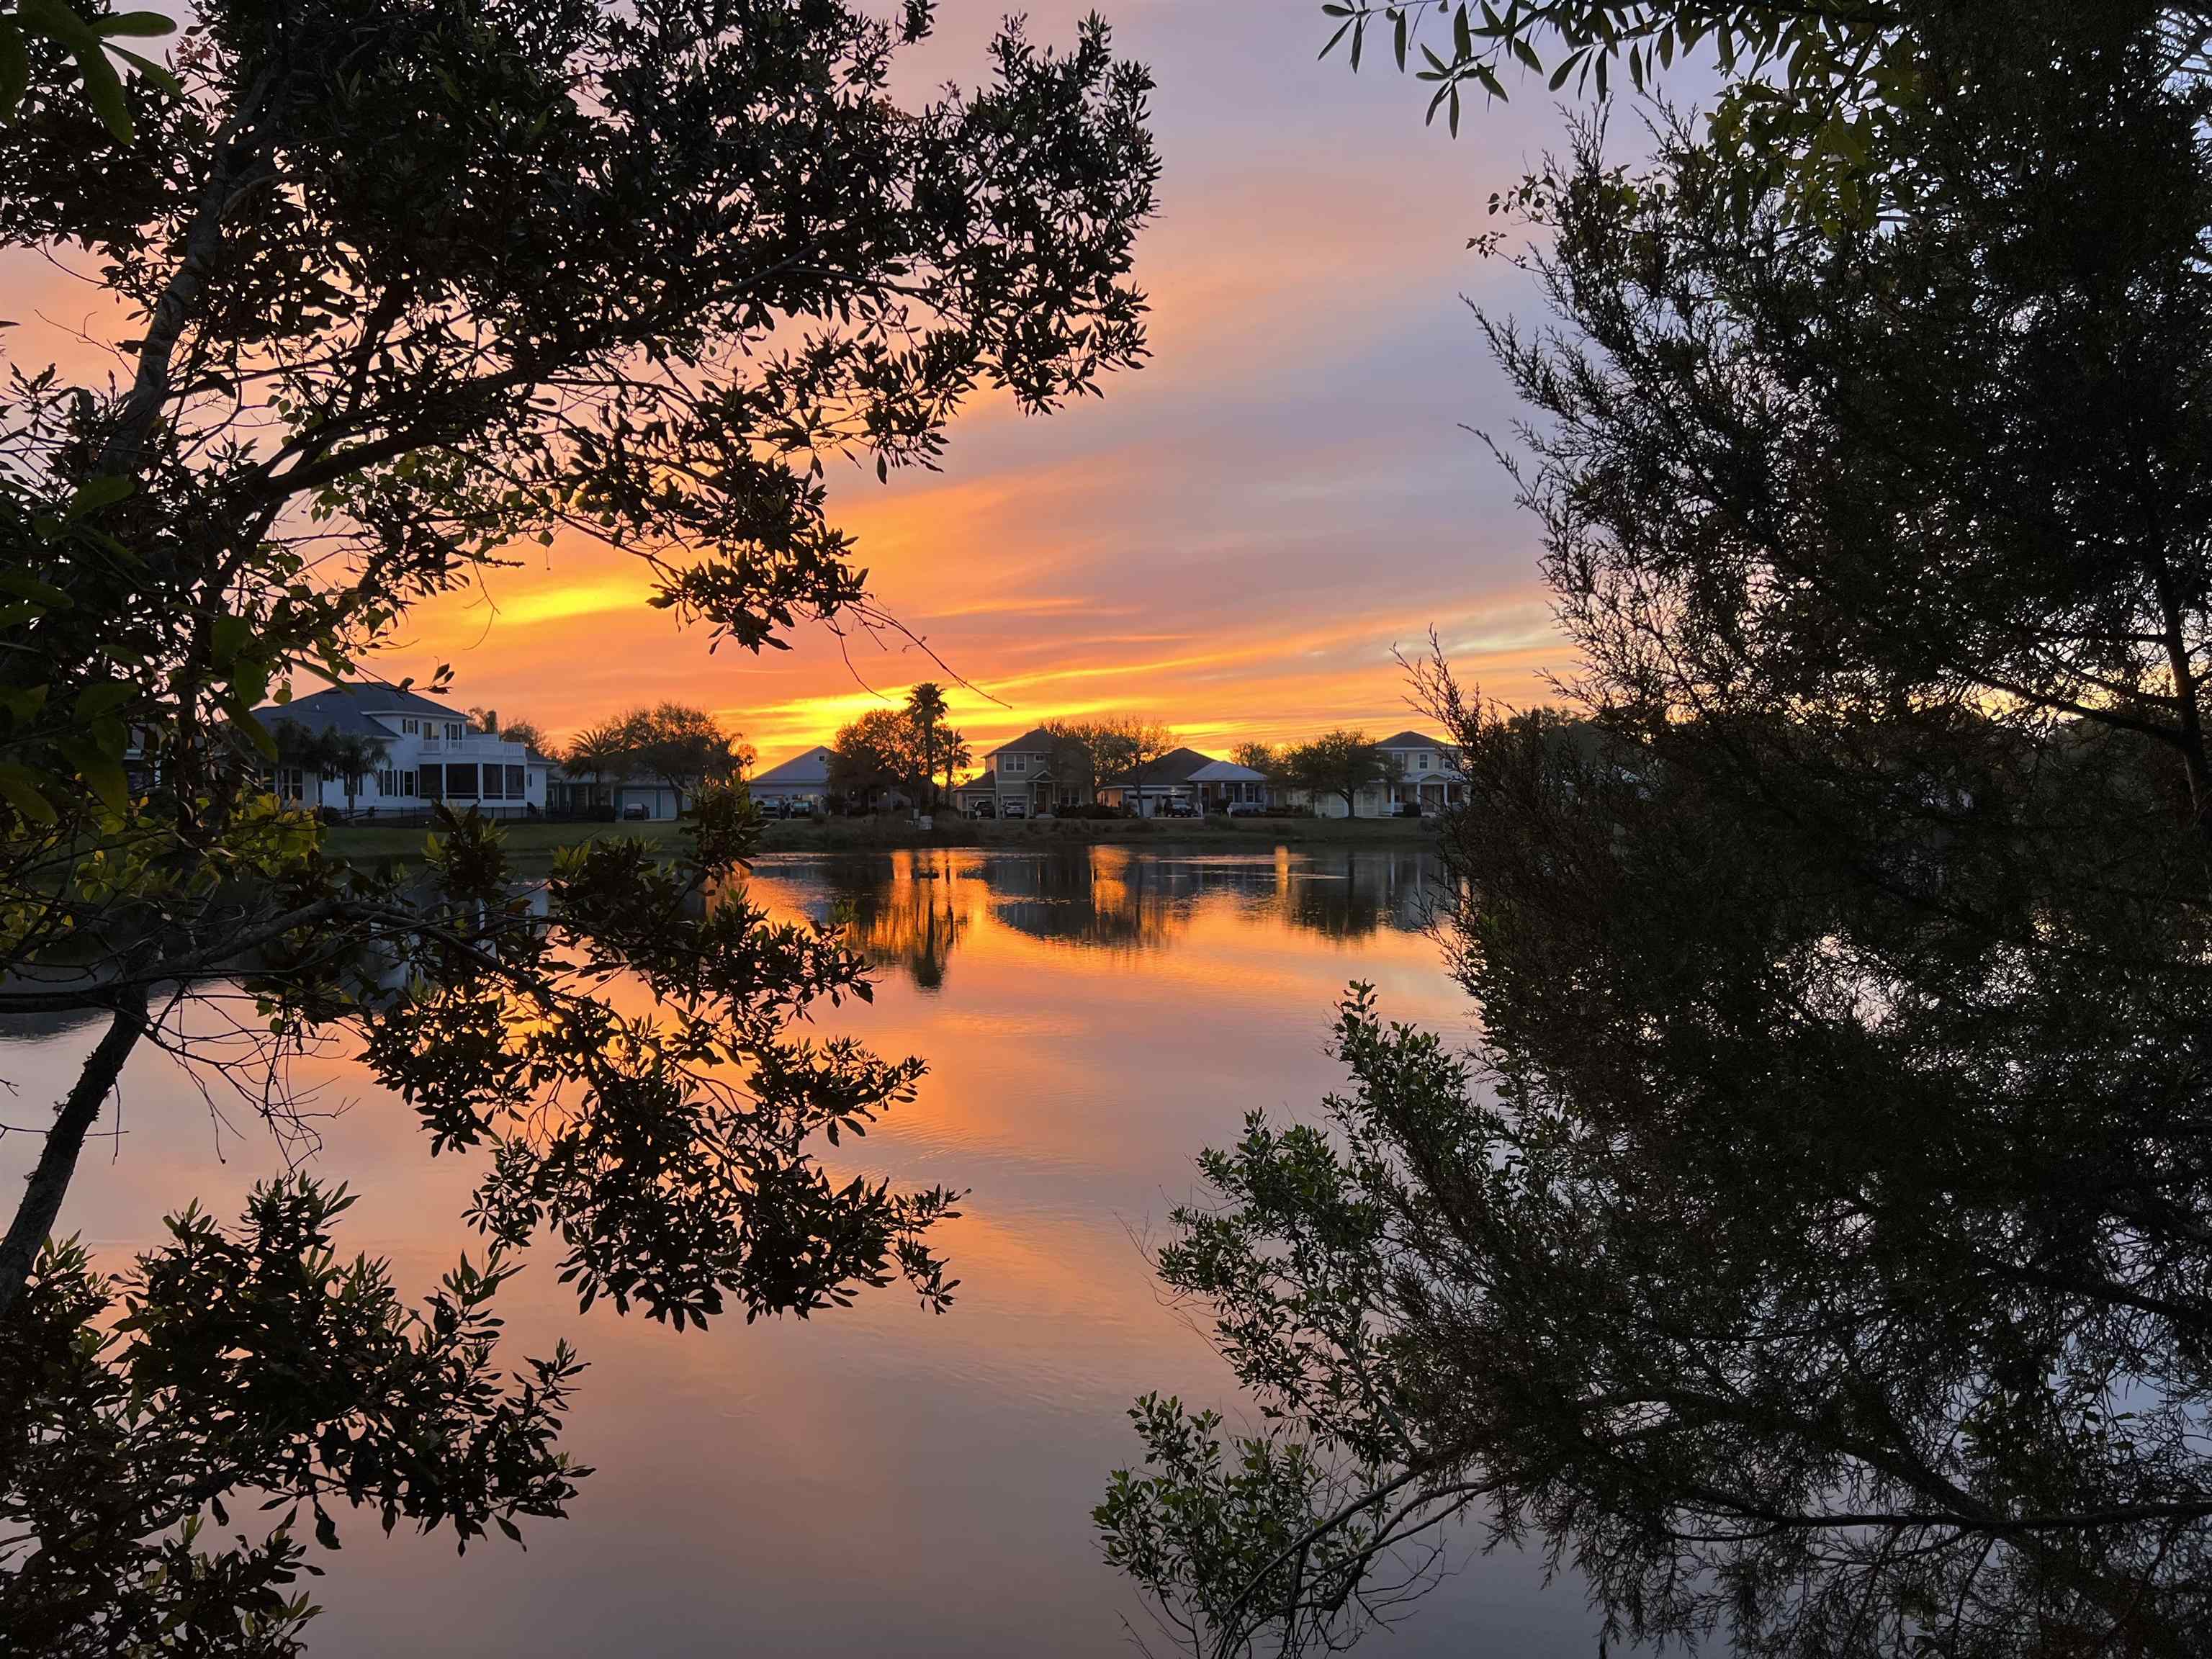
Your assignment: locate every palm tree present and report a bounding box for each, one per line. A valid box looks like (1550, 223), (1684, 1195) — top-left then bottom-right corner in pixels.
(269, 719), (313, 805)
(269, 719), (338, 810)
(904, 682), (949, 812)
(327, 730), (392, 818)
(307, 729), (345, 812)
(938, 727), (971, 816)
(565, 719), (639, 814)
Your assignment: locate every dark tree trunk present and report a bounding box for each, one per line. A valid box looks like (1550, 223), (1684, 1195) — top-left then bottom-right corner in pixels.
(0, 996), (147, 1320)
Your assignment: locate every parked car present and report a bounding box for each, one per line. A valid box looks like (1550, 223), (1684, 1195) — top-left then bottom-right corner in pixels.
(1002, 801), (1027, 819)
(622, 802), (651, 820)
(1160, 799), (1200, 818)
(968, 800), (997, 819)
(1393, 801), (1423, 818)
(789, 799), (814, 817)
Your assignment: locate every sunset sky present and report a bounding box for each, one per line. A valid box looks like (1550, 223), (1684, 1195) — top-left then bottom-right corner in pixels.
(20, 1), (1601, 768)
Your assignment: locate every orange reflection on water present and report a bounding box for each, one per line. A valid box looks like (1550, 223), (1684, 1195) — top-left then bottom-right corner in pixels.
(0, 845), (1591, 1659)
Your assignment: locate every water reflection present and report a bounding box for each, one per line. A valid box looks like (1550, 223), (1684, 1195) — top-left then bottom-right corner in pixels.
(761, 844), (1444, 990)
(1, 847), (1605, 1659)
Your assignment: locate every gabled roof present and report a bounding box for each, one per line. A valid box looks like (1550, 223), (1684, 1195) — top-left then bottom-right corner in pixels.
(254, 682), (462, 737)
(1376, 730), (1452, 751)
(752, 745), (835, 788)
(1187, 758), (1269, 783)
(989, 727), (1058, 756)
(1106, 746), (1219, 787)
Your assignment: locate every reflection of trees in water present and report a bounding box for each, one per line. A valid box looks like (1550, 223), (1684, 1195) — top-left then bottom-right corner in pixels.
(830, 859), (969, 992)
(788, 845), (1443, 989)
(1266, 848), (1441, 942)
(0, 1002), (111, 1042)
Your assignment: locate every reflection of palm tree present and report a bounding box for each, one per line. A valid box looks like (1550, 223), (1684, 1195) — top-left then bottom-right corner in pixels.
(759, 847), (1446, 991)
(819, 852), (971, 989)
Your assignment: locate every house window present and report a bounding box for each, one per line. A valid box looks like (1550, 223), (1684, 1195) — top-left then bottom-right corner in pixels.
(1418, 753), (1430, 770)
(444, 722), (464, 741)
(401, 770), (416, 797)
(401, 718), (418, 735)
(1006, 754), (1027, 773)
(483, 767), (505, 800)
(419, 764), (443, 799)
(505, 765), (526, 796)
(446, 763), (480, 798)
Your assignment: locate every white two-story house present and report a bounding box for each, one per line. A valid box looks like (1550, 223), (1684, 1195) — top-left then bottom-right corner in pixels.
(1298, 730), (1467, 818)
(254, 683), (554, 819)
(1377, 730), (1465, 816)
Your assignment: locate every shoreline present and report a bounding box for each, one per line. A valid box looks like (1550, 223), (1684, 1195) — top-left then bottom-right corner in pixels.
(322, 814), (1440, 863)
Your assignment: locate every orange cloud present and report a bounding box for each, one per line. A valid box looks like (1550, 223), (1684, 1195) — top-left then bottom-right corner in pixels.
(4, 0), (1589, 770)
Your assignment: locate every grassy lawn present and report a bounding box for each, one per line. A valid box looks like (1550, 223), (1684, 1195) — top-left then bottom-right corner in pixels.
(322, 811), (1437, 864)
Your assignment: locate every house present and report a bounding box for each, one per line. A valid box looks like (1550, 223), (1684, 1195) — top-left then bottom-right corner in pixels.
(952, 728), (1084, 818)
(252, 683), (552, 818)
(1186, 757), (1274, 811)
(544, 768), (691, 822)
(750, 745), (834, 811)
(1377, 731), (1465, 815)
(1298, 730), (1467, 818)
(1098, 747), (1267, 817)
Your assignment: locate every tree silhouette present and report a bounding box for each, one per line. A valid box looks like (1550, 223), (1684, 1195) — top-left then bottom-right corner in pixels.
(1105, 7), (2212, 1657)
(829, 709), (925, 813)
(325, 729), (391, 818)
(1, 0), (1155, 1637)
(904, 682), (950, 811)
(1280, 730), (1395, 818)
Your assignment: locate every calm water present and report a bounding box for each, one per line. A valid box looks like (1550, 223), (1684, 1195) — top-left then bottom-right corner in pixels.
(1, 845), (1606, 1656)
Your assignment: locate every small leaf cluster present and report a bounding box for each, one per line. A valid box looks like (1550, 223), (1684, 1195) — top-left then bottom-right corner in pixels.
(0, 0), (176, 141)
(1316, 2), (2191, 233)
(0, 1177), (585, 1658)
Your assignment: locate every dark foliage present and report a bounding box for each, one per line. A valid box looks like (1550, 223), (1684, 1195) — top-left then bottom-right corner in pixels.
(1, 0), (1154, 1635)
(1, 1179), (583, 1656)
(1105, 8), (2212, 1658)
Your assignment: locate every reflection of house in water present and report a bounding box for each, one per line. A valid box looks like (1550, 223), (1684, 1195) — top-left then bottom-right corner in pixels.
(764, 845), (1444, 991)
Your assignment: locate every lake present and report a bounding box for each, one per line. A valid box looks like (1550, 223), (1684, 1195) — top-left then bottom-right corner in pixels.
(1, 845), (1606, 1656)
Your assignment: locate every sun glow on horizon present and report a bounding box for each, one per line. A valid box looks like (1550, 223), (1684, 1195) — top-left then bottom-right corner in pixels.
(0, 1), (1590, 768)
